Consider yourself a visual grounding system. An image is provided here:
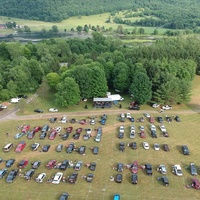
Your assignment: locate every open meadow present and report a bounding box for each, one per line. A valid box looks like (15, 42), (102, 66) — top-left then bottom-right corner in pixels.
(0, 76), (200, 200)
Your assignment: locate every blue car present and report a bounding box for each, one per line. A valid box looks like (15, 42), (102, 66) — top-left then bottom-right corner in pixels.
(113, 194), (120, 200)
(101, 119), (106, 125)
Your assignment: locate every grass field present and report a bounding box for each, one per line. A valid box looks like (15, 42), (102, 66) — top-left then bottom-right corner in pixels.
(0, 76), (200, 200)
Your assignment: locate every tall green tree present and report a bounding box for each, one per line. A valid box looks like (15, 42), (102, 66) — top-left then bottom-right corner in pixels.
(46, 72), (60, 90)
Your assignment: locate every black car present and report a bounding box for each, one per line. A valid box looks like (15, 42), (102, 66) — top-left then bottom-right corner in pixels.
(115, 174), (123, 183)
(56, 144), (63, 152)
(163, 144), (170, 151)
(166, 116), (172, 123)
(118, 132), (124, 139)
(49, 117), (57, 123)
(5, 159), (15, 168)
(42, 144), (51, 152)
(27, 131), (35, 139)
(40, 132), (47, 140)
(131, 174), (138, 184)
(79, 146), (86, 154)
(182, 145), (190, 155)
(62, 133), (69, 140)
(73, 133), (80, 140)
(93, 146), (99, 155)
(32, 161), (41, 169)
(157, 116), (163, 123)
(42, 124), (49, 132)
(67, 143), (75, 153)
(24, 169), (35, 180)
(131, 142), (137, 150)
(59, 192), (69, 200)
(6, 169), (18, 183)
(86, 173), (94, 183)
(34, 109), (43, 113)
(145, 164), (153, 175)
(163, 132), (169, 137)
(175, 116), (181, 122)
(0, 168), (8, 179)
(160, 176), (169, 186)
(190, 163), (197, 176)
(117, 163), (123, 172)
(89, 162), (96, 171)
(18, 94), (28, 99)
(151, 130), (157, 138)
(68, 172), (78, 183)
(60, 160), (69, 170)
(119, 142), (125, 152)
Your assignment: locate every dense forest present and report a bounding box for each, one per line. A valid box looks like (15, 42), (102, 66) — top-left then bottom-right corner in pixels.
(0, 34), (199, 106)
(1, 0), (200, 29)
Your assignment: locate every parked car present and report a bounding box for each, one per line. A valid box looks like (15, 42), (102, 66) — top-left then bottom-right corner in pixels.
(61, 115), (67, 123)
(62, 133), (70, 140)
(163, 144), (170, 151)
(86, 173), (94, 183)
(56, 126), (62, 133)
(6, 169), (18, 183)
(119, 142), (125, 152)
(144, 113), (150, 118)
(159, 125), (167, 132)
(40, 131), (47, 140)
(143, 142), (149, 150)
(49, 117), (57, 123)
(74, 161), (83, 171)
(59, 193), (69, 200)
(35, 173), (46, 183)
(80, 119), (87, 125)
(130, 130), (135, 139)
(46, 160), (57, 169)
(182, 145), (190, 155)
(152, 103), (160, 108)
(154, 143), (160, 150)
(90, 119), (96, 125)
(131, 161), (138, 174)
(34, 109), (43, 113)
(113, 194), (121, 200)
(117, 163), (123, 172)
(131, 174), (138, 184)
(22, 125), (30, 133)
(130, 142), (137, 150)
(18, 159), (29, 168)
(89, 162), (96, 171)
(139, 126), (145, 131)
(149, 116), (155, 123)
(48, 130), (57, 140)
(56, 144), (63, 152)
(52, 172), (63, 184)
(93, 146), (99, 155)
(33, 126), (41, 133)
(0, 168), (8, 179)
(172, 164), (183, 176)
(162, 105), (172, 110)
(151, 130), (157, 138)
(115, 174), (123, 183)
(32, 161), (41, 169)
(15, 141), (26, 153)
(166, 116), (173, 123)
(157, 116), (163, 123)
(68, 172), (78, 183)
(73, 128), (83, 140)
(126, 113), (131, 119)
(18, 94), (28, 99)
(157, 164), (167, 174)
(59, 160), (69, 170)
(42, 144), (51, 152)
(5, 159), (15, 168)
(163, 131), (169, 137)
(24, 169), (35, 180)
(27, 131), (36, 139)
(190, 163), (198, 176)
(49, 108), (58, 112)
(79, 146), (86, 155)
(66, 126), (73, 133)
(175, 115), (181, 122)
(118, 132), (124, 139)
(140, 131), (146, 138)
(14, 132), (25, 139)
(160, 176), (169, 186)
(119, 125), (125, 133)
(66, 143), (75, 153)
(150, 124), (156, 131)
(145, 164), (153, 175)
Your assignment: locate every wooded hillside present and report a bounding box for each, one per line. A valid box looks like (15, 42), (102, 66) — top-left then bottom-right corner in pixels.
(1, 0), (200, 28)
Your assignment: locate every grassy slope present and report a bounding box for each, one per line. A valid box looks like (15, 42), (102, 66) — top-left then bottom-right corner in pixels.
(0, 76), (199, 199)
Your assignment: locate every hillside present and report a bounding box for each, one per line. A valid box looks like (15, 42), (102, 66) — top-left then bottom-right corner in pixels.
(0, 0), (200, 27)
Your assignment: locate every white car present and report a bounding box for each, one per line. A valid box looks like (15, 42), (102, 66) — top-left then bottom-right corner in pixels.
(56, 126), (62, 132)
(126, 113), (131, 119)
(150, 124), (156, 131)
(36, 173), (46, 183)
(61, 115), (67, 123)
(172, 165), (183, 176)
(152, 104), (160, 108)
(140, 126), (145, 131)
(143, 142), (150, 150)
(0, 104), (7, 109)
(52, 172), (63, 184)
(120, 113), (125, 118)
(130, 125), (135, 132)
(119, 125), (125, 133)
(86, 128), (92, 135)
(144, 113), (150, 118)
(90, 119), (96, 125)
(49, 108), (58, 112)
(159, 124), (166, 132)
(31, 142), (40, 151)
(162, 105), (172, 110)
(154, 143), (160, 151)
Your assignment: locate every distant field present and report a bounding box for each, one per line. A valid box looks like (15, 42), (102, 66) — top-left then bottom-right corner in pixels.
(0, 13), (169, 35)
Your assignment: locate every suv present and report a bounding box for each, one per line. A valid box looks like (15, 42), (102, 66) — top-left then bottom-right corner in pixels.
(79, 146), (86, 155)
(117, 163), (123, 172)
(119, 142), (125, 152)
(145, 164), (153, 175)
(131, 174), (138, 184)
(182, 145), (190, 155)
(60, 160), (69, 170)
(115, 174), (123, 183)
(190, 163), (197, 176)
(24, 169), (35, 180)
(160, 176), (169, 186)
(68, 172), (78, 183)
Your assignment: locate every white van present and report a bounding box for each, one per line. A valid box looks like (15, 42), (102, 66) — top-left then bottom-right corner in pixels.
(3, 143), (14, 152)
(10, 98), (20, 103)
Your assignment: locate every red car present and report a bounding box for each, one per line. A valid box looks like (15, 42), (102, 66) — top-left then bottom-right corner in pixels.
(18, 159), (29, 168)
(22, 125), (30, 133)
(46, 160), (57, 169)
(66, 127), (73, 133)
(15, 141), (26, 153)
(33, 126), (41, 133)
(48, 130), (57, 140)
(131, 161), (138, 174)
(76, 128), (83, 134)
(140, 131), (146, 138)
(80, 119), (87, 125)
(149, 116), (155, 123)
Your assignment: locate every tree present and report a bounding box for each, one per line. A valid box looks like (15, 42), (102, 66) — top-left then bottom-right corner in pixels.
(51, 25), (59, 33)
(55, 77), (80, 107)
(76, 25), (82, 34)
(129, 72), (152, 104)
(46, 72), (60, 90)
(37, 78), (49, 99)
(138, 28), (145, 34)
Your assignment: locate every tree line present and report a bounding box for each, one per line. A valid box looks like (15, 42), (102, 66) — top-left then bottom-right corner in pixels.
(0, 33), (199, 106)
